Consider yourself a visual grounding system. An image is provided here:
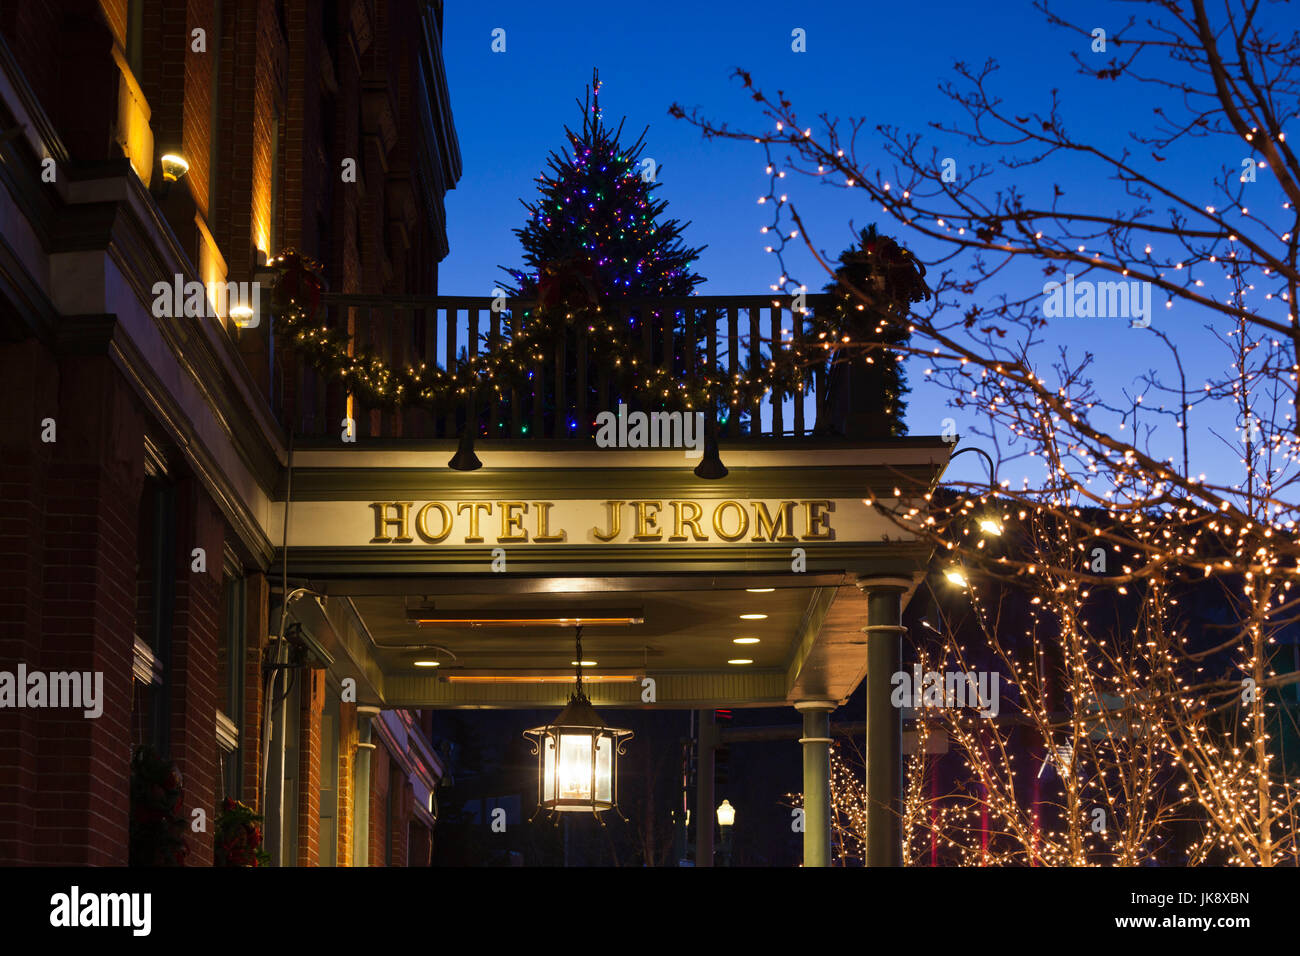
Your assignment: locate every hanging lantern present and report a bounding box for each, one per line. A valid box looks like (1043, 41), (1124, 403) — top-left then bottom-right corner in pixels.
(523, 627), (632, 823)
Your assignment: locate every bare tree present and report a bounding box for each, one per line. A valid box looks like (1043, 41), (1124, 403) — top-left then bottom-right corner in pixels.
(674, 0), (1300, 865)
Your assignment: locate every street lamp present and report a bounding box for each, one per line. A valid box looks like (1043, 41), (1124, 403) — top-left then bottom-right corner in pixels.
(946, 445), (1004, 537)
(523, 627), (632, 824)
(943, 566), (969, 588)
(716, 799), (736, 866)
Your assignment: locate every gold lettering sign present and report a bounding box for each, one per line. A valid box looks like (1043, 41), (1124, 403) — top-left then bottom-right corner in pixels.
(366, 499), (840, 545)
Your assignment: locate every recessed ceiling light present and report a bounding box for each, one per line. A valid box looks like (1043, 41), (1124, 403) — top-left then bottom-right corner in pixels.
(739, 613), (768, 620)
(745, 587), (775, 593)
(733, 637), (760, 644)
(570, 660), (598, 667)
(727, 659), (753, 665)
(412, 660), (441, 667)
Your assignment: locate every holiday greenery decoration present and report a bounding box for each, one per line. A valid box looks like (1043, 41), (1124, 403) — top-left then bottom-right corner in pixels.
(129, 745), (189, 866)
(214, 797), (271, 867)
(269, 251), (785, 425)
(807, 224), (927, 437)
(267, 85), (937, 439)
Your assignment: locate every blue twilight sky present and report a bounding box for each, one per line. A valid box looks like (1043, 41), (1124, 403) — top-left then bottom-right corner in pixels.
(436, 0), (1290, 489)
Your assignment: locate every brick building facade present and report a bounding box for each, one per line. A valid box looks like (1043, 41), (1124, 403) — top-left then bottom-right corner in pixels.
(0, 0), (459, 866)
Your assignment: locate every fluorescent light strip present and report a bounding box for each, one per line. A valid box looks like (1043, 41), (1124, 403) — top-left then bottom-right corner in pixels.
(409, 609), (644, 627)
(445, 673), (641, 684)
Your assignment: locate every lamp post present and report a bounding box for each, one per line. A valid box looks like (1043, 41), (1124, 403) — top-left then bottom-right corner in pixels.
(523, 627), (632, 824)
(946, 444), (1004, 539)
(716, 799), (735, 866)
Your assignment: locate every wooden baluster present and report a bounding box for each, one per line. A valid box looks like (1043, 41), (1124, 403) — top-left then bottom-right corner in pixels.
(597, 305), (613, 428)
(662, 305), (674, 409)
(748, 306), (762, 435)
(576, 318), (589, 438)
(468, 306), (481, 440)
(792, 299), (805, 437)
(510, 304), (522, 439)
(640, 304), (653, 408)
(488, 305), (500, 439)
(727, 305), (740, 438)
(444, 306), (458, 437)
(423, 304), (437, 438)
(704, 303), (716, 433)
(356, 305), (370, 439)
(530, 307), (544, 438)
(553, 333), (566, 438)
(386, 303), (399, 438)
(770, 302), (783, 437)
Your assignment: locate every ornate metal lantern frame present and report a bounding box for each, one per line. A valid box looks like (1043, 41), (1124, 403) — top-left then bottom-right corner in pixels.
(523, 627), (633, 825)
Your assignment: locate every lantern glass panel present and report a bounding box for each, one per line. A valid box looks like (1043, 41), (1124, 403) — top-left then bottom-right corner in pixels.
(558, 731), (593, 801)
(595, 735), (612, 803)
(543, 735), (557, 801)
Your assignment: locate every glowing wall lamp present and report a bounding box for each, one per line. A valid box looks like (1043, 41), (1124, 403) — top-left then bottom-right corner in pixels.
(160, 153), (190, 183)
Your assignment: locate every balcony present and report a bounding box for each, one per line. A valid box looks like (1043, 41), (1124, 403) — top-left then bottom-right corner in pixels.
(271, 291), (907, 446)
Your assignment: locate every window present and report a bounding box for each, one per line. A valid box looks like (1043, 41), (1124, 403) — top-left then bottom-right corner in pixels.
(132, 469), (175, 755)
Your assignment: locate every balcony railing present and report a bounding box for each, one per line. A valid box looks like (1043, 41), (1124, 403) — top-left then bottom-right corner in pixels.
(275, 293), (861, 442)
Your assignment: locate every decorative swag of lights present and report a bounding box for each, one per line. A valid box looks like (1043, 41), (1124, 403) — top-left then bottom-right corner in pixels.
(523, 627), (632, 823)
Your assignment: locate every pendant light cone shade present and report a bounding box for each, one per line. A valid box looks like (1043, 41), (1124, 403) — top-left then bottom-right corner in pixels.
(693, 430), (728, 480)
(448, 428), (482, 471)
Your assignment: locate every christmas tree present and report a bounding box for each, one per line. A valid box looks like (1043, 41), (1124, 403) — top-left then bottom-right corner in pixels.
(811, 224), (927, 438)
(496, 70), (712, 435)
(500, 69), (705, 304)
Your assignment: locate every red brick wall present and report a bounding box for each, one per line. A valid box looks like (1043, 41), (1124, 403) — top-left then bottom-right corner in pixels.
(0, 347), (145, 865)
(0, 341), (59, 865)
(296, 666), (324, 865)
(168, 476), (224, 866)
(337, 701), (356, 865)
(40, 354), (144, 866)
(368, 739), (388, 866)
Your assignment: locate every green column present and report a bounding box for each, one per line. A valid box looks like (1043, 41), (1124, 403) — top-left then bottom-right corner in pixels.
(859, 577), (907, 867)
(795, 701), (835, 867)
(694, 709), (715, 867)
(353, 705), (380, 867)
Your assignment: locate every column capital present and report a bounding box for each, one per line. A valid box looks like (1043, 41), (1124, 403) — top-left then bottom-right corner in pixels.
(793, 699), (838, 713)
(855, 574), (913, 593)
